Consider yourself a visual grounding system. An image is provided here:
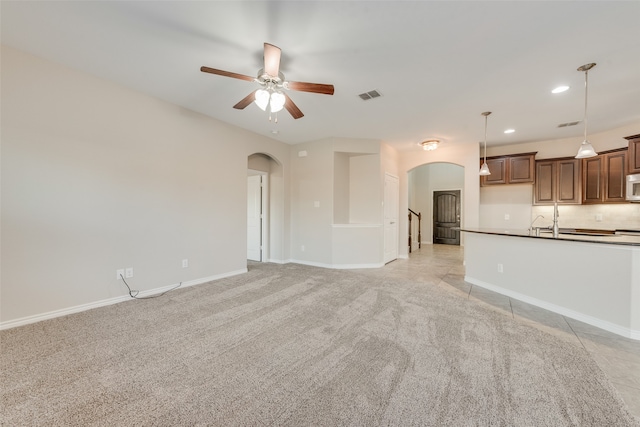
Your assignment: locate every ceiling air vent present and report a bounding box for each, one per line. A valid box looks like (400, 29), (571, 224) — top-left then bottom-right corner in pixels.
(358, 90), (382, 100)
(557, 121), (581, 128)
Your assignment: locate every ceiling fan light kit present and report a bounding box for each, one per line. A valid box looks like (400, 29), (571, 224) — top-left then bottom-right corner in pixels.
(201, 42), (334, 121)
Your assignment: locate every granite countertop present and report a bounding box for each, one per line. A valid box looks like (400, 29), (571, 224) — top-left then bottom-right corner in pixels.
(460, 228), (640, 246)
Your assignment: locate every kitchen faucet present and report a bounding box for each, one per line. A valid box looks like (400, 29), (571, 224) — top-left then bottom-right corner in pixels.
(529, 215), (544, 235)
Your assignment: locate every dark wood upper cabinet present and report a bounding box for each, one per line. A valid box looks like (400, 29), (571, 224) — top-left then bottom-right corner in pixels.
(582, 148), (627, 204)
(481, 153), (535, 186)
(481, 157), (507, 185)
(604, 150), (627, 202)
(509, 155), (535, 183)
(534, 158), (580, 205)
(582, 156), (603, 203)
(557, 158), (581, 203)
(534, 160), (555, 204)
(625, 134), (640, 174)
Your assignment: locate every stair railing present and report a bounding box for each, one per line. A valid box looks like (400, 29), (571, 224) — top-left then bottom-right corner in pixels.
(408, 209), (421, 253)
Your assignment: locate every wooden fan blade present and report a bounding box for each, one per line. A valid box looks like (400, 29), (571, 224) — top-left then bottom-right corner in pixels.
(200, 66), (255, 82)
(283, 93), (304, 119)
(233, 90), (258, 110)
(287, 81), (335, 95)
(263, 43), (281, 77)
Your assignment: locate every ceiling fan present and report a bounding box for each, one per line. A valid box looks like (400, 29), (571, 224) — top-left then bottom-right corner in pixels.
(201, 43), (334, 120)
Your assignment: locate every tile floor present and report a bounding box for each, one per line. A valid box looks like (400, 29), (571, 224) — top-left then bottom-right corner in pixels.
(351, 243), (640, 420)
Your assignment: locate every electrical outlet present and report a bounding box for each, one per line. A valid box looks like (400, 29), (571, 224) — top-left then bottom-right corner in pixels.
(301, 245), (305, 252)
(125, 267), (134, 278)
(504, 214), (510, 220)
(182, 259), (189, 268)
(497, 264), (504, 273)
(116, 269), (125, 280)
(595, 213), (603, 222)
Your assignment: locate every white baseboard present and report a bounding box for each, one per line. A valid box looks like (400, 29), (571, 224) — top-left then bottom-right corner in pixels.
(465, 275), (640, 341)
(266, 258), (288, 264)
(0, 269), (247, 331)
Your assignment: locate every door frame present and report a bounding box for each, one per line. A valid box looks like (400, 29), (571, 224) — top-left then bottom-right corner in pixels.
(247, 170), (269, 262)
(384, 172), (399, 263)
(432, 188), (462, 245)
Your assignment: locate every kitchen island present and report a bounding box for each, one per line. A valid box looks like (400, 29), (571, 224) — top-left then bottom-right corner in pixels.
(462, 228), (640, 340)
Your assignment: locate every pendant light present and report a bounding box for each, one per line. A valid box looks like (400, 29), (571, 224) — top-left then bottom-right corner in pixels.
(575, 63), (598, 159)
(479, 111), (492, 176)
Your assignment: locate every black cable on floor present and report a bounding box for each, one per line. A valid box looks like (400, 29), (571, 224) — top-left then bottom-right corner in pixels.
(120, 274), (182, 299)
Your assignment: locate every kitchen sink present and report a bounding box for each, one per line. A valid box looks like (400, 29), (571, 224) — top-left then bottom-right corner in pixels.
(561, 231), (617, 237)
(537, 228), (617, 237)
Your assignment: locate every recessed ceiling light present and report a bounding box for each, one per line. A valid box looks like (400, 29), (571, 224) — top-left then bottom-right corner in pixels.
(552, 85), (570, 94)
(504, 129), (515, 134)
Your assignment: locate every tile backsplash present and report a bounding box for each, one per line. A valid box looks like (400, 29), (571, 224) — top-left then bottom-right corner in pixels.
(531, 203), (640, 231)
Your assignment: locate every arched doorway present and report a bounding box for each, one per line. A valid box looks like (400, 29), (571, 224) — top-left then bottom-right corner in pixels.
(408, 162), (464, 250)
(247, 153), (284, 263)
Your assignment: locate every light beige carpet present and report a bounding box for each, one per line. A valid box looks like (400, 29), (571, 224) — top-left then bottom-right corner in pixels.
(1, 262), (638, 426)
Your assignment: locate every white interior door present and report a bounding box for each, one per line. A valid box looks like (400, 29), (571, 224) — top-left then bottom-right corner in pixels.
(384, 173), (399, 263)
(247, 175), (262, 261)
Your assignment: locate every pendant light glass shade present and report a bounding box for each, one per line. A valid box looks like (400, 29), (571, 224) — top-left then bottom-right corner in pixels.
(575, 63), (598, 159)
(575, 141), (597, 158)
(479, 111), (492, 176)
(479, 162), (491, 176)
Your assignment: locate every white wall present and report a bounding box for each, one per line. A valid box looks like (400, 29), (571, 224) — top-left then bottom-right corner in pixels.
(480, 184), (534, 229)
(1, 46), (291, 325)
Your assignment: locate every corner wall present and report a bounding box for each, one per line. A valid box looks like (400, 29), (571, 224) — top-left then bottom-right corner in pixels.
(1, 45), (291, 326)
(289, 137), (384, 268)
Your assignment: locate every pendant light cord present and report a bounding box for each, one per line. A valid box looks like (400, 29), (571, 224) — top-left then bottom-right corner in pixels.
(583, 69), (589, 142)
(483, 114), (488, 162)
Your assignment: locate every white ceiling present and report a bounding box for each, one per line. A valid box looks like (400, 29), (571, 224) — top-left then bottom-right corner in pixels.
(2, 1), (639, 151)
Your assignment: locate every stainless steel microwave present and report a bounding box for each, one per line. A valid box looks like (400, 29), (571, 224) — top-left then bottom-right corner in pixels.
(627, 174), (640, 201)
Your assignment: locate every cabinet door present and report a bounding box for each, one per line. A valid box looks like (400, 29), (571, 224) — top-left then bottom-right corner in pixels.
(556, 158), (581, 204)
(604, 151), (626, 202)
(509, 155), (535, 183)
(534, 161), (555, 204)
(582, 156), (602, 203)
(627, 136), (640, 174)
(480, 157), (507, 186)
